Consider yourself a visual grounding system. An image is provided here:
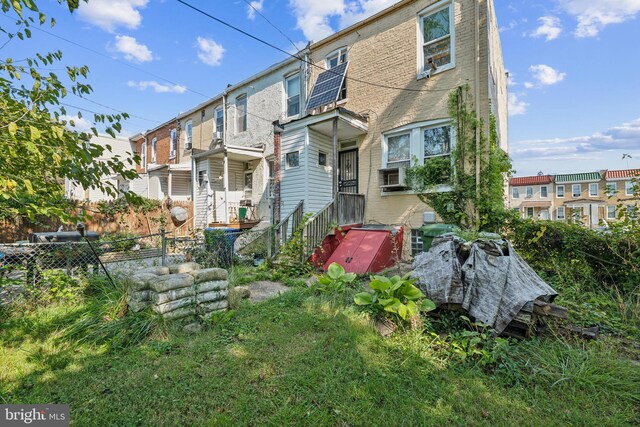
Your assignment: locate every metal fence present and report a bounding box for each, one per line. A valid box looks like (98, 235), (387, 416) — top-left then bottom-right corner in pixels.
(0, 228), (271, 288)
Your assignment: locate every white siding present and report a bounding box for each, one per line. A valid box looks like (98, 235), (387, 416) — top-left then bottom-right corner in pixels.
(194, 159), (210, 230)
(307, 129), (333, 213)
(281, 128), (307, 219)
(171, 174), (191, 200)
(129, 176), (149, 198)
(210, 159), (245, 221)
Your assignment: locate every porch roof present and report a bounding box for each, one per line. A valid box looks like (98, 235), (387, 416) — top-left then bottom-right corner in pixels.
(279, 107), (368, 139)
(520, 201), (552, 208)
(192, 144), (264, 162)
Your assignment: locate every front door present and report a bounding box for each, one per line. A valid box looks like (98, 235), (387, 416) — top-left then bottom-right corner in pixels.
(338, 149), (358, 193)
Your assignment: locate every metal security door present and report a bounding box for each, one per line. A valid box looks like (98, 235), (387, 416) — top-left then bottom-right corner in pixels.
(338, 149), (358, 193)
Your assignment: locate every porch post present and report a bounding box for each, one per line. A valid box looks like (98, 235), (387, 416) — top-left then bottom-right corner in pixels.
(223, 151), (230, 224)
(332, 117), (338, 222)
(168, 170), (173, 200)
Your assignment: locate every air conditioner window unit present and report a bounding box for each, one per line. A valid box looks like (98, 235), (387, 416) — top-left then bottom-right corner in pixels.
(378, 166), (408, 188)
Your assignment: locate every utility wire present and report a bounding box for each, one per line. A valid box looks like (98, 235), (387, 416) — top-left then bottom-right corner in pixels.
(176, 0), (453, 93)
(240, 0), (301, 53)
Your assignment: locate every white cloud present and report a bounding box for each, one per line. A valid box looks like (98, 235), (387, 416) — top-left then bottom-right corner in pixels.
(560, 0), (640, 37)
(530, 16), (562, 41)
(247, 0), (265, 20)
(529, 64), (566, 86)
(196, 37), (225, 67)
(524, 82), (535, 89)
(112, 35), (153, 63)
(127, 80), (187, 94)
(508, 93), (529, 116)
(60, 115), (93, 133)
(511, 117), (640, 161)
(288, 0), (398, 42)
(78, 0), (148, 32)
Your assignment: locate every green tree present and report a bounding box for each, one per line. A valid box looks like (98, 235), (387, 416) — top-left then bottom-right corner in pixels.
(0, 0), (140, 221)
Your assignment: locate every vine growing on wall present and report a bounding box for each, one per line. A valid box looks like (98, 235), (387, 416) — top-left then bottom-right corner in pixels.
(405, 85), (513, 231)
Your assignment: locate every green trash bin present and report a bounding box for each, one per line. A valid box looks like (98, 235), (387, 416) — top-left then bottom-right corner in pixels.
(238, 207), (247, 222)
(419, 224), (458, 251)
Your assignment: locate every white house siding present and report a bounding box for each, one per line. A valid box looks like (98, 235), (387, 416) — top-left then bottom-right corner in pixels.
(129, 176), (149, 198)
(171, 174), (191, 200)
(306, 129), (334, 213)
(280, 128), (307, 220)
(194, 159), (210, 230)
(209, 158), (245, 221)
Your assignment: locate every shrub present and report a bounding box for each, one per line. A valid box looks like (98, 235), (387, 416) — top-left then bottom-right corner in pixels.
(314, 262), (357, 293)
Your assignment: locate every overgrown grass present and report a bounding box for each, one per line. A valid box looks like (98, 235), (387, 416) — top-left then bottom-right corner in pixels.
(1, 285), (638, 425)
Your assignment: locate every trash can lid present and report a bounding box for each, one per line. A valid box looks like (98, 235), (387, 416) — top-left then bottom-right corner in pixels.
(419, 224), (458, 237)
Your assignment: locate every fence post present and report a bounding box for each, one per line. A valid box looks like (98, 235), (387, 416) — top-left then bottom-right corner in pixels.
(267, 226), (272, 259)
(161, 228), (167, 266)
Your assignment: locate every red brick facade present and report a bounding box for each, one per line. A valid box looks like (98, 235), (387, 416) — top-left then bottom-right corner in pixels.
(132, 120), (180, 173)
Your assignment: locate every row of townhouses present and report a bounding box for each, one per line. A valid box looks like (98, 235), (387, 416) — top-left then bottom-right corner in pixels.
(68, 0), (508, 255)
(509, 170), (640, 228)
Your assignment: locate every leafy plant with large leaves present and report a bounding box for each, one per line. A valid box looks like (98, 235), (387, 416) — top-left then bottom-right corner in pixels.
(354, 274), (436, 322)
(314, 262), (357, 294)
(0, 0), (140, 221)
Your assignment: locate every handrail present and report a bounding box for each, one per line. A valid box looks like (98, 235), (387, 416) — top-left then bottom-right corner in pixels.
(303, 199), (336, 256)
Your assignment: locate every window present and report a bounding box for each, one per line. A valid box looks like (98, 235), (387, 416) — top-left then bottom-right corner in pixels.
(185, 120), (193, 150)
(557, 206), (565, 220)
(410, 229), (424, 256)
(626, 181), (636, 196)
(540, 186), (548, 198)
(512, 187), (519, 199)
(571, 207), (583, 220)
(386, 133), (411, 167)
(318, 151), (327, 166)
(326, 47), (347, 69)
(589, 183), (599, 197)
(268, 159), (275, 199)
(244, 172), (253, 191)
(419, 0), (454, 77)
(572, 184), (581, 198)
(151, 137), (157, 163)
(170, 128), (177, 157)
(556, 185), (565, 198)
(627, 205), (638, 219)
(540, 209), (549, 220)
(526, 187), (533, 198)
(214, 107), (224, 137)
(198, 170), (207, 187)
(285, 74), (300, 117)
(526, 207), (534, 218)
(236, 95), (247, 133)
(423, 125), (450, 160)
(605, 182), (617, 196)
(140, 142), (147, 168)
(607, 205), (616, 220)
(286, 151), (299, 169)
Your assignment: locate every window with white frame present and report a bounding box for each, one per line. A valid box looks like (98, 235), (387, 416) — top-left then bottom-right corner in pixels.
(526, 207), (534, 218)
(140, 142), (147, 168)
(540, 209), (549, 220)
(589, 183), (599, 197)
(236, 95), (247, 133)
(285, 73), (300, 117)
(556, 185), (565, 198)
(512, 187), (519, 199)
(151, 137), (157, 163)
(267, 159), (275, 198)
(286, 151), (299, 169)
(214, 106), (224, 137)
(185, 120), (192, 150)
(419, 0), (454, 77)
(572, 184), (581, 198)
(526, 187), (533, 198)
(557, 206), (565, 220)
(170, 128), (177, 157)
(541, 186), (548, 198)
(626, 181), (636, 196)
(605, 182), (617, 196)
(571, 206), (582, 221)
(626, 205), (638, 219)
(410, 229), (424, 256)
(318, 151), (327, 166)
(386, 133), (411, 168)
(326, 47), (347, 69)
(607, 205), (616, 220)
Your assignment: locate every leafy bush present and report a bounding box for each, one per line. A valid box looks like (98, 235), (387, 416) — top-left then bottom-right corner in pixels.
(314, 262), (357, 293)
(354, 274), (436, 322)
(275, 213), (314, 278)
(100, 232), (140, 252)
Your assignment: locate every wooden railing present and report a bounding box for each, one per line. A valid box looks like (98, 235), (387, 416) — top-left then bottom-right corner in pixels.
(304, 199), (336, 256)
(337, 192), (365, 225)
(271, 200), (304, 257)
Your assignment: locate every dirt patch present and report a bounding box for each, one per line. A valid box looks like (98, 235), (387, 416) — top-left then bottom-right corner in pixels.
(246, 281), (290, 303)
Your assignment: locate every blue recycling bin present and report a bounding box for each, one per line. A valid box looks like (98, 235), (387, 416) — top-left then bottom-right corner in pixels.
(205, 227), (240, 267)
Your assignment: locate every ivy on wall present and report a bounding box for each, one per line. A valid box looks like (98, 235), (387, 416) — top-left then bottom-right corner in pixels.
(406, 85), (513, 231)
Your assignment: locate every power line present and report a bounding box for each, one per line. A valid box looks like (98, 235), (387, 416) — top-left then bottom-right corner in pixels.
(176, 0), (454, 93)
(70, 94), (161, 124)
(240, 0), (301, 53)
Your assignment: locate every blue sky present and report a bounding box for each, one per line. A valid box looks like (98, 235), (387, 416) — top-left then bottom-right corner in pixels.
(2, 0), (639, 176)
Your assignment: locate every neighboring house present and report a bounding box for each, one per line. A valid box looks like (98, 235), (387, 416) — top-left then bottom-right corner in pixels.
(65, 135), (135, 202)
(553, 171), (604, 228)
(274, 0), (508, 254)
(603, 169), (640, 222)
(509, 175), (553, 220)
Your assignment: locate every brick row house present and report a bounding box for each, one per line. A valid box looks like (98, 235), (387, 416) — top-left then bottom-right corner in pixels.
(508, 169), (639, 227)
(126, 0), (508, 255)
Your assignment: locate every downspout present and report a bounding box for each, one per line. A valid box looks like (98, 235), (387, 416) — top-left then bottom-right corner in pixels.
(222, 91), (229, 224)
(144, 133), (150, 199)
(332, 117), (339, 222)
(474, 0), (481, 225)
(191, 154), (196, 231)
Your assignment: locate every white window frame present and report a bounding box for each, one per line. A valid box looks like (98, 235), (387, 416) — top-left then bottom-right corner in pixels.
(170, 128), (177, 158)
(605, 182), (617, 196)
(214, 106), (224, 136)
(556, 185), (565, 198)
(285, 151), (300, 169)
(557, 206), (566, 220)
(382, 119), (453, 169)
(572, 184), (581, 198)
(526, 187), (533, 198)
(607, 205), (616, 220)
(140, 142), (147, 169)
(326, 47), (348, 69)
(184, 120), (192, 151)
(625, 181), (635, 196)
(236, 95), (247, 133)
(540, 186), (548, 198)
(512, 187), (519, 199)
(526, 207), (534, 218)
(318, 151), (327, 167)
(284, 73), (301, 118)
(151, 137), (157, 163)
(589, 183), (599, 197)
(417, 0), (455, 79)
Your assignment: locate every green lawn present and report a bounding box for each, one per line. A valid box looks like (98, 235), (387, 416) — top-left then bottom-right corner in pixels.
(1, 283), (638, 426)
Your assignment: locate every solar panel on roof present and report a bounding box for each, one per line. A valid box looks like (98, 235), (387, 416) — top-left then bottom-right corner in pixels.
(305, 61), (349, 111)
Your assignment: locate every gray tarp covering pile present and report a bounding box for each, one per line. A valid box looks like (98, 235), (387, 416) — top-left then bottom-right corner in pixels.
(411, 234), (557, 334)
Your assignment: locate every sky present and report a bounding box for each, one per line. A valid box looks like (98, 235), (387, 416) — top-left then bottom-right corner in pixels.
(2, 0), (639, 176)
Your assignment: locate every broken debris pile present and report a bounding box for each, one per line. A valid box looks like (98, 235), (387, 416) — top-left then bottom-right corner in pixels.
(412, 234), (593, 338)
